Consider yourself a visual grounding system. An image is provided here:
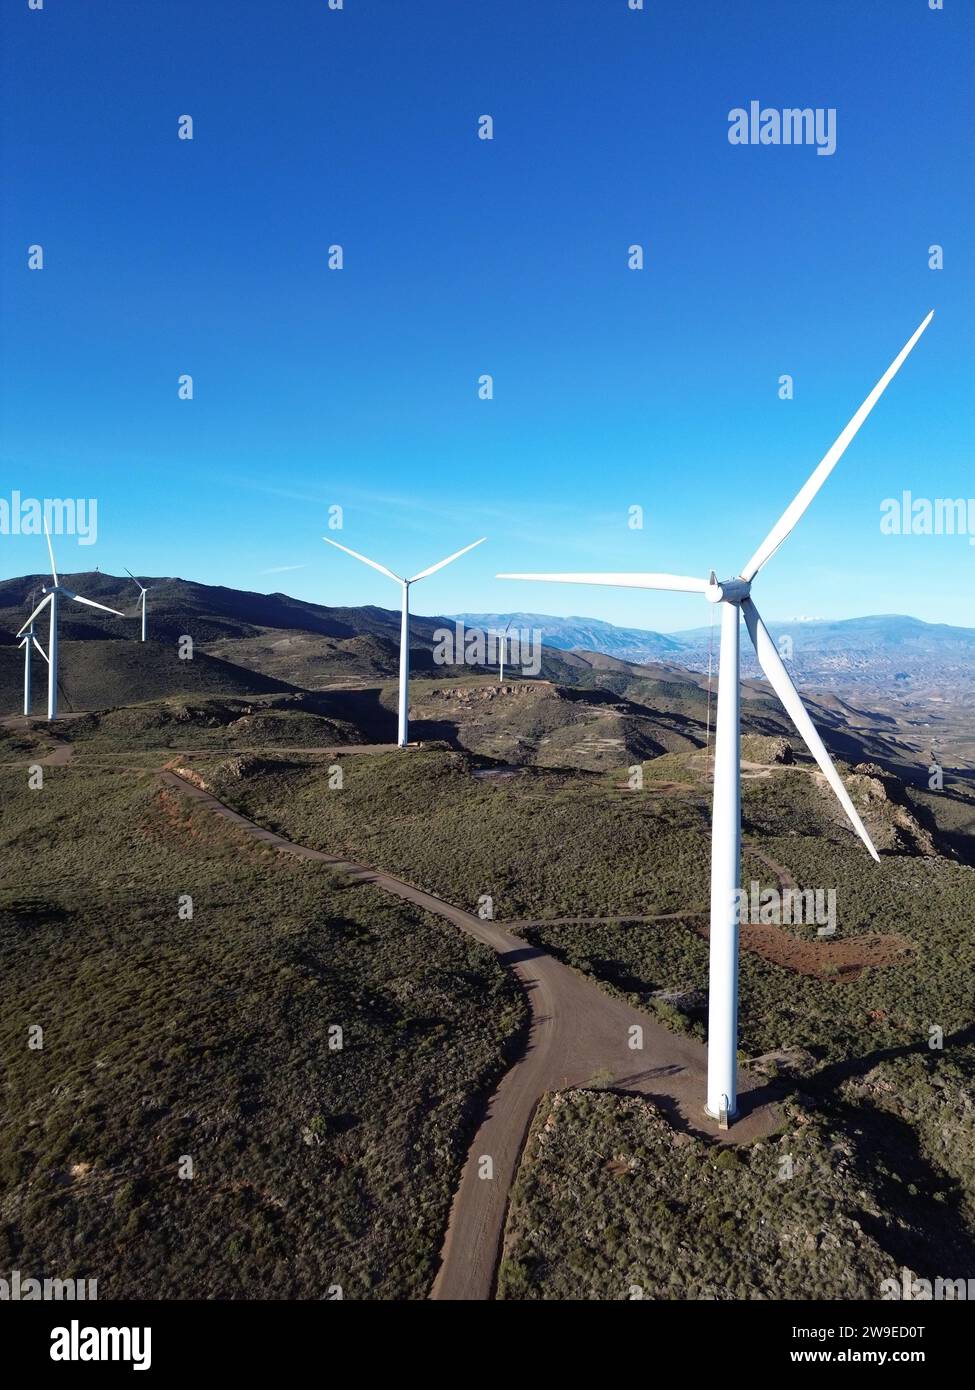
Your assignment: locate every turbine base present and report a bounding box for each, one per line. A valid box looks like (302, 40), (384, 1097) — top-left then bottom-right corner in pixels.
(704, 1102), (738, 1130)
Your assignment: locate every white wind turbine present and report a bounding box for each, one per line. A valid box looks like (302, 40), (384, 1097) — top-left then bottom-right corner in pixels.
(125, 569), (149, 641)
(323, 535), (487, 747)
(16, 525), (125, 721)
(498, 616), (514, 683)
(498, 310), (933, 1124)
(18, 604), (48, 717)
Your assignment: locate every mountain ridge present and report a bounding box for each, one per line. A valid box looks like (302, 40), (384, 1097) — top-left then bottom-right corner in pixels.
(454, 608), (975, 694)
(3, 573), (971, 705)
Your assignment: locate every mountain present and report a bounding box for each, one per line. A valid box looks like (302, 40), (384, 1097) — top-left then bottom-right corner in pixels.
(7, 578), (968, 693)
(451, 612), (687, 663)
(455, 609), (975, 696)
(671, 614), (975, 694)
(0, 572), (447, 647)
(4, 573), (972, 774)
(0, 640), (299, 715)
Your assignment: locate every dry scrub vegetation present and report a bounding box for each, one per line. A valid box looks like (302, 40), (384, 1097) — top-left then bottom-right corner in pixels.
(0, 765), (524, 1298)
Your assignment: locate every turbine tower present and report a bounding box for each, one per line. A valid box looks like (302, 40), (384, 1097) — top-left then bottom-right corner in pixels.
(498, 310), (933, 1124)
(125, 569), (149, 641)
(17, 525), (124, 721)
(323, 535), (486, 747)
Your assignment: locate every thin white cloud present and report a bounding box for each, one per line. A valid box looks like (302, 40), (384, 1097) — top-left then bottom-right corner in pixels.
(260, 563), (308, 575)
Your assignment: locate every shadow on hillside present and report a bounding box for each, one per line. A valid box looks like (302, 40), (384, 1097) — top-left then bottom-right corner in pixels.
(899, 785), (975, 866)
(318, 687), (398, 742)
(321, 686), (487, 750)
(821, 1091), (975, 1280)
(810, 1024), (975, 1093)
(409, 717), (462, 748)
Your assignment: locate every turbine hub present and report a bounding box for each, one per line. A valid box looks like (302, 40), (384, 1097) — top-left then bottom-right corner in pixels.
(706, 575), (751, 604)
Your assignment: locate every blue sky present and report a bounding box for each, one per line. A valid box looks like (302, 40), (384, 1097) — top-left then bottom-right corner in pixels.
(1, 0), (972, 631)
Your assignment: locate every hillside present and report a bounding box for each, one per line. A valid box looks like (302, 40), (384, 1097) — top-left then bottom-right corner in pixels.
(0, 640), (299, 715)
(0, 758), (524, 1298)
(0, 572), (445, 647)
(499, 1071), (975, 1300)
(1, 574), (972, 1306)
(9, 577), (971, 699)
(4, 573), (971, 783)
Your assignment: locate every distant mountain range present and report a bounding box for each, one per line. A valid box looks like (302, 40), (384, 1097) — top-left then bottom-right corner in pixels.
(454, 611), (975, 695)
(450, 611), (687, 663)
(2, 573), (972, 772)
(2, 572), (971, 709)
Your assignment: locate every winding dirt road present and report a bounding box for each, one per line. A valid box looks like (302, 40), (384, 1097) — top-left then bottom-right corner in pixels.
(5, 719), (782, 1301)
(158, 768), (781, 1301)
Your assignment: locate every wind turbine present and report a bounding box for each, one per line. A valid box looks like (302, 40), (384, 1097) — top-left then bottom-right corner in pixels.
(125, 569), (149, 641)
(18, 612), (48, 716)
(323, 535), (486, 747)
(498, 616), (514, 683)
(498, 310), (933, 1124)
(16, 525), (125, 721)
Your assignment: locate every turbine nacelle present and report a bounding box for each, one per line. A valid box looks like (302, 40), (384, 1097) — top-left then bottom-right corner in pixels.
(706, 573), (751, 604)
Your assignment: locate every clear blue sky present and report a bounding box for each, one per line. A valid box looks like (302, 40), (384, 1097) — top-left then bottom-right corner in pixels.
(1, 0), (972, 630)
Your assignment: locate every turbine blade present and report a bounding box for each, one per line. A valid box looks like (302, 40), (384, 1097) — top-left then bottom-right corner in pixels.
(124, 567), (147, 594)
(16, 592), (53, 636)
(410, 537), (486, 583)
(496, 571), (709, 594)
(33, 636), (49, 663)
(740, 310), (934, 581)
(44, 519), (59, 585)
(322, 537), (402, 583)
(742, 597), (879, 861)
(65, 591), (125, 618)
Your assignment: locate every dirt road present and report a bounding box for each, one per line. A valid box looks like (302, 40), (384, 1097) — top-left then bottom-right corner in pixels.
(5, 724), (782, 1299)
(159, 768), (780, 1301)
